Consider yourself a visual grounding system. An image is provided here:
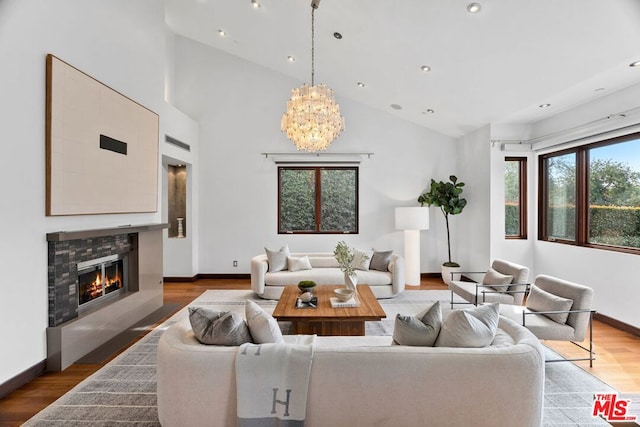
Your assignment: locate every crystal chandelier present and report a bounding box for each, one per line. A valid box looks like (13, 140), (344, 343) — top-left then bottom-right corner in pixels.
(281, 0), (344, 152)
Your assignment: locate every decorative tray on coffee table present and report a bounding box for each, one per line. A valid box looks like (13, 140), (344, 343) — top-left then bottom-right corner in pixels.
(295, 296), (318, 309)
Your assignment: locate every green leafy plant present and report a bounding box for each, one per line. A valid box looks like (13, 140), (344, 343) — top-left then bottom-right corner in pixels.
(333, 240), (366, 276)
(417, 175), (467, 267)
(298, 280), (317, 288)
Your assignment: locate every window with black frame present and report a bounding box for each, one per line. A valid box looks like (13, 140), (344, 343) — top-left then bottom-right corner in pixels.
(505, 157), (527, 239)
(539, 132), (640, 253)
(278, 166), (358, 234)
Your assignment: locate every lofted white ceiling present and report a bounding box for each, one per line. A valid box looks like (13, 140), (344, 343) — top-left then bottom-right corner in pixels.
(165, 0), (640, 137)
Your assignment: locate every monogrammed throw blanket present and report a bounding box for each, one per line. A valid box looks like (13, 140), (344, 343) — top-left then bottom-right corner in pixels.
(236, 336), (316, 427)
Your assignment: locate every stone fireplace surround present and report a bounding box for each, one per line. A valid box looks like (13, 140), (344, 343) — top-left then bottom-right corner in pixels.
(46, 223), (166, 371)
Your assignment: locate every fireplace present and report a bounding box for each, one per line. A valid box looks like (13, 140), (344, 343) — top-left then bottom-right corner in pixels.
(46, 224), (166, 371)
(77, 254), (128, 309)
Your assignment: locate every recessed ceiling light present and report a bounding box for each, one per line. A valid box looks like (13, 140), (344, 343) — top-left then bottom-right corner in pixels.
(250, 0), (261, 8)
(218, 29), (226, 37)
(539, 103), (551, 108)
(467, 3), (481, 13)
(630, 61), (640, 68)
(422, 109), (435, 114)
(333, 32), (343, 39)
(390, 104), (402, 110)
(287, 56), (296, 62)
(420, 65), (431, 72)
(357, 82), (365, 88)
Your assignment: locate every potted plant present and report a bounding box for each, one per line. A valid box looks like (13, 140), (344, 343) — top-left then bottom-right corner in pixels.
(297, 280), (317, 293)
(333, 241), (367, 292)
(417, 175), (467, 285)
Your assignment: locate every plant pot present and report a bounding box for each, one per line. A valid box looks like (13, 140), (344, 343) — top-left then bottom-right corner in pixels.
(441, 264), (461, 286)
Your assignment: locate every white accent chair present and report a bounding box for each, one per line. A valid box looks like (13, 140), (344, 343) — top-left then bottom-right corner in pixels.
(499, 274), (596, 367)
(448, 259), (530, 308)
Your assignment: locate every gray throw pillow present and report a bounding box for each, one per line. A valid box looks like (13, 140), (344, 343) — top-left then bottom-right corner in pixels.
(435, 303), (499, 348)
(370, 250), (393, 271)
(482, 267), (513, 292)
(265, 244), (290, 272)
(188, 307), (252, 346)
(392, 301), (442, 346)
(526, 284), (573, 324)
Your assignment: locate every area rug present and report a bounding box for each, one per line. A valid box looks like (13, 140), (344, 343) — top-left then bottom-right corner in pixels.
(22, 289), (633, 426)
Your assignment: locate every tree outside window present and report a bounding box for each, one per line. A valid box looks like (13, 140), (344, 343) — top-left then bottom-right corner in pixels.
(505, 157), (527, 239)
(588, 143), (640, 248)
(278, 167), (358, 234)
(540, 133), (640, 253)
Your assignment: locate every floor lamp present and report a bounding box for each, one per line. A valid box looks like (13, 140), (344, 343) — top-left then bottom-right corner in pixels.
(395, 207), (429, 286)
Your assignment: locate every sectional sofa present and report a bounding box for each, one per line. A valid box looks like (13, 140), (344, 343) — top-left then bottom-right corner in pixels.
(157, 315), (545, 426)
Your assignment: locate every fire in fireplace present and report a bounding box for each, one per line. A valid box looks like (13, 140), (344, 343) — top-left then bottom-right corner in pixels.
(77, 254), (127, 307)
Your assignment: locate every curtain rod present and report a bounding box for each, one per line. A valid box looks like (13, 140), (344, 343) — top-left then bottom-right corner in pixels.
(261, 152), (374, 158)
(491, 106), (640, 147)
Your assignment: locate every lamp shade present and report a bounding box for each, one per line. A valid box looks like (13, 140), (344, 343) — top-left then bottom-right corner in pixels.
(395, 207), (429, 230)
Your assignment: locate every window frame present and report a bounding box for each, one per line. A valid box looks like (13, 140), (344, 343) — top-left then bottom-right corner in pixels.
(538, 132), (640, 255)
(505, 156), (528, 240)
(277, 166), (359, 234)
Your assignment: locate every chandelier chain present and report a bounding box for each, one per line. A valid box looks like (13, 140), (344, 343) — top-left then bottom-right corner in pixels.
(311, 6), (315, 86)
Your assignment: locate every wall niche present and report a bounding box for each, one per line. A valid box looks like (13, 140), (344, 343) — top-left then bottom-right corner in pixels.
(168, 164), (187, 238)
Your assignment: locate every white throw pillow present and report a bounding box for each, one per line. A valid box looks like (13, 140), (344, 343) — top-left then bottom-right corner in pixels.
(188, 307), (252, 346)
(435, 303), (499, 348)
(392, 301), (442, 346)
(265, 245), (290, 272)
(245, 300), (284, 344)
(526, 285), (573, 324)
(482, 267), (514, 292)
(352, 248), (373, 271)
(287, 255), (312, 272)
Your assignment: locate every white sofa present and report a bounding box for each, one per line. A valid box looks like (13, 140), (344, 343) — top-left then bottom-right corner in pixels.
(157, 315), (545, 427)
(251, 252), (405, 299)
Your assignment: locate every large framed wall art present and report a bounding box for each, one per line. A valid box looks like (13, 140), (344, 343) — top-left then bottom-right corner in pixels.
(45, 54), (159, 216)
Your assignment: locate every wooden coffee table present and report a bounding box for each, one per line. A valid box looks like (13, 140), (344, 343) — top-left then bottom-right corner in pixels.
(272, 285), (386, 336)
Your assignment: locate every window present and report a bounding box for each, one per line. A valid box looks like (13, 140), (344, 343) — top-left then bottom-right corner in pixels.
(539, 132), (640, 253)
(505, 157), (527, 239)
(278, 166), (358, 234)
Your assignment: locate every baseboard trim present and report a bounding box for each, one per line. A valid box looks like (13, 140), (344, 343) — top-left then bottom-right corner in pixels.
(594, 313), (640, 338)
(163, 275), (198, 282)
(0, 360), (46, 399)
(197, 273), (251, 280)
(420, 272), (442, 279)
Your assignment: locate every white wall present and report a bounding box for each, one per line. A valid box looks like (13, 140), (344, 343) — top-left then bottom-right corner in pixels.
(172, 36), (457, 275)
(455, 126), (492, 270)
(161, 104), (200, 278)
(489, 124), (535, 270)
(0, 0), (192, 385)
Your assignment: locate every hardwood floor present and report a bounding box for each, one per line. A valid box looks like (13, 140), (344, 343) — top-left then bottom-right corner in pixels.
(1, 277), (639, 426)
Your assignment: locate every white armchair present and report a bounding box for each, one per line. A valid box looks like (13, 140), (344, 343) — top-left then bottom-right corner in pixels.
(448, 259), (530, 308)
(499, 274), (595, 367)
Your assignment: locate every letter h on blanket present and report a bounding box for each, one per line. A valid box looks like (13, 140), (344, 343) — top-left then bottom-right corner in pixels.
(236, 339), (315, 426)
(272, 388), (292, 416)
